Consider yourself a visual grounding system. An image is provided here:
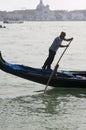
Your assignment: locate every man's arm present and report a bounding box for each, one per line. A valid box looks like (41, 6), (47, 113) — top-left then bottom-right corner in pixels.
(60, 44), (68, 47)
(60, 37), (73, 47)
(64, 37), (73, 41)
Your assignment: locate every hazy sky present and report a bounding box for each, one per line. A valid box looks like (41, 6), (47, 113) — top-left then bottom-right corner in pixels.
(0, 0), (86, 11)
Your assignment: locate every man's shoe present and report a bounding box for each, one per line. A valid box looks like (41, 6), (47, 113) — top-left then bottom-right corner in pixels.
(42, 66), (46, 70)
(47, 68), (52, 71)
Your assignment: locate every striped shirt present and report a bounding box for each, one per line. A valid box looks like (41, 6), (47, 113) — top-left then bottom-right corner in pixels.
(49, 36), (63, 52)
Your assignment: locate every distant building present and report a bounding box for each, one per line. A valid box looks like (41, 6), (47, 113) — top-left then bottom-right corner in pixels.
(37, 0), (49, 11)
(0, 0), (86, 21)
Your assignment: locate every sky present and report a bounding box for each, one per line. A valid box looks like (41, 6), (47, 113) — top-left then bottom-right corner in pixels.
(0, 0), (86, 11)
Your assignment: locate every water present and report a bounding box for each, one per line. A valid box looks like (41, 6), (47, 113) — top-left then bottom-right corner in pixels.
(0, 21), (86, 130)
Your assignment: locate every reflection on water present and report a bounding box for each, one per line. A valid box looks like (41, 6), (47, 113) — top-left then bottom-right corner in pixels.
(0, 88), (86, 130)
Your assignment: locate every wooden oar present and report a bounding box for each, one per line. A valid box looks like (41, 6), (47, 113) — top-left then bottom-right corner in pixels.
(44, 40), (72, 93)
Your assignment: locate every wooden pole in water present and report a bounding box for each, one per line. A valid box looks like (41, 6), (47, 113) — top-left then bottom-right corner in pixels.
(44, 40), (72, 93)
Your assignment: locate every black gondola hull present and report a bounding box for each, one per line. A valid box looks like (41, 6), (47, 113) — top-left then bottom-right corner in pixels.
(0, 52), (86, 88)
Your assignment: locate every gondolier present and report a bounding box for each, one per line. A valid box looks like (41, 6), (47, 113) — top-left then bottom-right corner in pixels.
(42, 32), (73, 70)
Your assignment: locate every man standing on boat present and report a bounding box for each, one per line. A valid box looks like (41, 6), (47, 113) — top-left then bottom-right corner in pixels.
(42, 32), (73, 70)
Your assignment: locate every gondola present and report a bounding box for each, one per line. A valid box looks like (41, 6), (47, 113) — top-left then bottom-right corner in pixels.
(0, 51), (86, 88)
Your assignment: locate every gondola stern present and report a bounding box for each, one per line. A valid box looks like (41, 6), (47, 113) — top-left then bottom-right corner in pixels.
(0, 51), (5, 65)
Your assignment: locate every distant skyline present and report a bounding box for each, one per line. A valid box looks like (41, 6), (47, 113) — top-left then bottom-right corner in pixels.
(0, 0), (86, 11)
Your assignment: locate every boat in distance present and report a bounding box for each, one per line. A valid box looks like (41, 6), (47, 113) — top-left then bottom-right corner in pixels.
(3, 18), (24, 24)
(0, 51), (86, 88)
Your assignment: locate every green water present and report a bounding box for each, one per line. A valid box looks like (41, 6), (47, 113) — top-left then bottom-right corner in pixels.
(0, 88), (86, 130)
(0, 21), (86, 130)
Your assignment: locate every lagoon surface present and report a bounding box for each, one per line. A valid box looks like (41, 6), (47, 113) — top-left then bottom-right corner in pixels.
(0, 21), (86, 130)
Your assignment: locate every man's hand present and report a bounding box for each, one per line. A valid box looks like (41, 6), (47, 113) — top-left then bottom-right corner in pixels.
(66, 44), (69, 47)
(70, 37), (73, 41)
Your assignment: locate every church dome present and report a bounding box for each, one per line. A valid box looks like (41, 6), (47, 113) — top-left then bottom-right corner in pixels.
(37, 0), (45, 10)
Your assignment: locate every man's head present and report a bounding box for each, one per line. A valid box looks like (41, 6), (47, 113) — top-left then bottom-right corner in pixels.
(60, 32), (66, 39)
